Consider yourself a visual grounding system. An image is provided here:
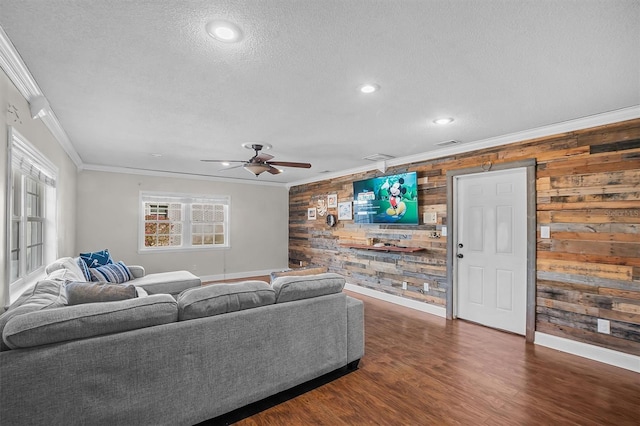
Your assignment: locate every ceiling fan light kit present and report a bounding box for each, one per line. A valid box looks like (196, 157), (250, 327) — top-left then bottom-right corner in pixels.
(244, 163), (271, 176)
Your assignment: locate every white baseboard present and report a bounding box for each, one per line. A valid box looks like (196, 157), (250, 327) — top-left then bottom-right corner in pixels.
(535, 332), (640, 373)
(345, 283), (446, 318)
(199, 268), (284, 283)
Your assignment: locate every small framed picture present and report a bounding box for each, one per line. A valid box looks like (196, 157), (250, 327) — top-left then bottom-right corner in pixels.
(327, 194), (338, 208)
(338, 201), (352, 220)
(308, 207), (317, 220)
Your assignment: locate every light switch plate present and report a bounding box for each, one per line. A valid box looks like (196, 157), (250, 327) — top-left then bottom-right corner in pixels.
(441, 226), (447, 237)
(597, 319), (611, 334)
(541, 226), (550, 239)
(423, 212), (437, 224)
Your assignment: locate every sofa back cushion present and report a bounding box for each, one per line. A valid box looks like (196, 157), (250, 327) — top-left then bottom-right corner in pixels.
(271, 273), (346, 303)
(2, 294), (177, 350)
(44, 257), (88, 282)
(177, 280), (275, 321)
(0, 279), (67, 351)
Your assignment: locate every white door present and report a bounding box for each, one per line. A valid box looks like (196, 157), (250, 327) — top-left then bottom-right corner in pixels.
(455, 168), (527, 335)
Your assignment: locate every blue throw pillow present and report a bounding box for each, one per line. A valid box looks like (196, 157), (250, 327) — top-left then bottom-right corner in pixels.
(89, 261), (133, 284)
(80, 249), (113, 269)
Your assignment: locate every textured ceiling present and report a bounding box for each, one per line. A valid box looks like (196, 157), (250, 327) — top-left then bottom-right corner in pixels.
(1, 0), (638, 184)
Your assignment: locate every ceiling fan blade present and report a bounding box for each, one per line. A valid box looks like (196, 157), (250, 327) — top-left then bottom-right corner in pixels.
(219, 164), (245, 171)
(267, 161), (312, 169)
(200, 159), (245, 163)
(266, 165), (282, 175)
(254, 153), (274, 162)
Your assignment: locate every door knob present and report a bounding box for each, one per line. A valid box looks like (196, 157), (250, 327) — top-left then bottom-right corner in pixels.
(456, 253), (464, 258)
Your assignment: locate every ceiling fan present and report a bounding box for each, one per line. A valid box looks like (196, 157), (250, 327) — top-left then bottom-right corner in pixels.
(201, 143), (312, 176)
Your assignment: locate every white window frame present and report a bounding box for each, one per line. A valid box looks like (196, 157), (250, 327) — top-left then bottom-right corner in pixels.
(139, 191), (230, 253)
(5, 127), (58, 301)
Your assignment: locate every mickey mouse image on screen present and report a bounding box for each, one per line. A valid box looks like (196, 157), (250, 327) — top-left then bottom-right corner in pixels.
(385, 178), (407, 218)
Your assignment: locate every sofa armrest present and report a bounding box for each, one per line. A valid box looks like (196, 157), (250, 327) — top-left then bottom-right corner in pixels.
(346, 296), (364, 364)
(128, 265), (145, 279)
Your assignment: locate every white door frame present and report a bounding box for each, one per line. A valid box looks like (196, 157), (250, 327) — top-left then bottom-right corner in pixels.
(446, 159), (537, 342)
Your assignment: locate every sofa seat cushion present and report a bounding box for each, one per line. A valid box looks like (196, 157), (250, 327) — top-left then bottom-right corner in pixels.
(271, 273), (346, 303)
(133, 270), (201, 295)
(66, 281), (137, 305)
(0, 279), (67, 351)
(2, 294), (177, 350)
(178, 280), (275, 321)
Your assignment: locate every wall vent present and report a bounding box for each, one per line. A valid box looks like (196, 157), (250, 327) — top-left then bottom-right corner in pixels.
(363, 153), (395, 161)
(436, 140), (461, 147)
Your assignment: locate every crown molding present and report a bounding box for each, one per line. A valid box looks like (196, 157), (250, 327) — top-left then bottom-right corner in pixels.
(0, 24), (83, 168)
(82, 163), (288, 188)
(287, 106), (640, 189)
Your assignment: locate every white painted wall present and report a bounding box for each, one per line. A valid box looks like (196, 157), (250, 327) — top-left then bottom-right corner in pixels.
(76, 170), (289, 279)
(0, 69), (78, 308)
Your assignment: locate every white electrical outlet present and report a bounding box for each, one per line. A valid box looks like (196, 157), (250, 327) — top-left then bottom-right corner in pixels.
(402, 281), (407, 290)
(423, 282), (429, 292)
(597, 319), (611, 334)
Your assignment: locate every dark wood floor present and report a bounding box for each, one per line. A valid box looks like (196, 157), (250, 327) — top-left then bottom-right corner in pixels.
(223, 289), (639, 426)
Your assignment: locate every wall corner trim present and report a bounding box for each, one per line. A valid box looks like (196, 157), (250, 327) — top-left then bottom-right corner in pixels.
(0, 24), (83, 169)
(345, 283), (447, 318)
(534, 332), (640, 373)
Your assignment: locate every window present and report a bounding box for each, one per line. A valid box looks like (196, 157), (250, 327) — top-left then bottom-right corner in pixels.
(6, 128), (57, 290)
(140, 192), (229, 251)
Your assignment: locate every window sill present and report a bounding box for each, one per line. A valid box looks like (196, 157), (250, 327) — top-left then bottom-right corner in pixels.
(138, 245), (230, 254)
(9, 267), (46, 305)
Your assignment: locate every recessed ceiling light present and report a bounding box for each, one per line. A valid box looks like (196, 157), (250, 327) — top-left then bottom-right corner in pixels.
(150, 153), (163, 157)
(433, 117), (454, 125)
(206, 20), (242, 43)
(359, 83), (380, 94)
(221, 162), (230, 166)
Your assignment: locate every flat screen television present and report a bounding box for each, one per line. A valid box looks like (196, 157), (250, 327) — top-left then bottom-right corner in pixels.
(352, 171), (419, 224)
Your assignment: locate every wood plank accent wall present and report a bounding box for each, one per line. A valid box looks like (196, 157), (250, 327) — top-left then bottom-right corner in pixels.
(289, 118), (640, 356)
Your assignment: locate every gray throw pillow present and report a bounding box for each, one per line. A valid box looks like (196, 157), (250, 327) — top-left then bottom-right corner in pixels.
(66, 281), (137, 305)
(177, 280), (275, 321)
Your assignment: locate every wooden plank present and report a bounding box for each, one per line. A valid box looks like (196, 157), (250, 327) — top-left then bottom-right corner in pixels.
(537, 155), (640, 177)
(537, 250), (640, 268)
(599, 287), (640, 301)
(549, 170), (640, 189)
(538, 200), (640, 210)
(537, 258), (633, 281)
(547, 209), (640, 224)
(539, 240), (640, 261)
(536, 297), (599, 316)
(576, 123), (640, 147)
(537, 184), (640, 197)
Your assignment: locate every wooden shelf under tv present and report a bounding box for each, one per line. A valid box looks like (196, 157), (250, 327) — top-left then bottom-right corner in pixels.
(341, 244), (425, 253)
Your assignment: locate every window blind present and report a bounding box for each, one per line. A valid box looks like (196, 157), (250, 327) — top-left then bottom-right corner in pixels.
(11, 135), (57, 188)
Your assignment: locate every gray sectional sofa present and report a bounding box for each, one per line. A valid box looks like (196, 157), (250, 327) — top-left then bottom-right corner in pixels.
(0, 262), (365, 425)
